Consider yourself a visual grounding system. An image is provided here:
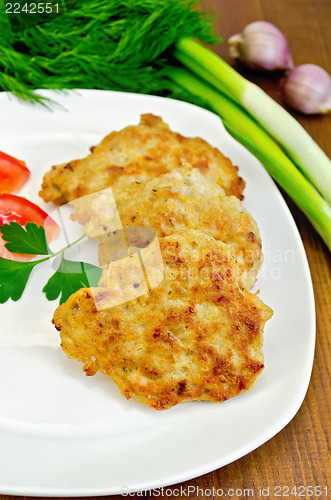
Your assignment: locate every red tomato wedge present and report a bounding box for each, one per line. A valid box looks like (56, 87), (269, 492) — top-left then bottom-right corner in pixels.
(0, 151), (31, 193)
(0, 193), (60, 261)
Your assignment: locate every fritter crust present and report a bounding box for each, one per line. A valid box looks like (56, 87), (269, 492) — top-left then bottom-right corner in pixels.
(39, 114), (245, 205)
(71, 168), (262, 290)
(53, 230), (273, 411)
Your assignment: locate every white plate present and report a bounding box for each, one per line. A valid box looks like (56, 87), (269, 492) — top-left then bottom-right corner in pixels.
(0, 90), (315, 496)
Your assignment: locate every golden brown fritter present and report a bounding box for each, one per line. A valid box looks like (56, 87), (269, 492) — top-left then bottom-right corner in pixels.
(39, 114), (245, 205)
(53, 230), (273, 411)
(71, 168), (262, 290)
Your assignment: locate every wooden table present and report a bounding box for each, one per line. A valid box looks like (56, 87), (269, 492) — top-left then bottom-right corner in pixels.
(1, 1), (330, 499)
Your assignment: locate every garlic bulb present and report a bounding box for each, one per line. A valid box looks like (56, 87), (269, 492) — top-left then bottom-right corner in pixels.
(228, 21), (294, 71)
(281, 64), (331, 115)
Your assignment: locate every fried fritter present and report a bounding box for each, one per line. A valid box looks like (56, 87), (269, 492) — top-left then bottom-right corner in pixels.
(39, 114), (245, 205)
(71, 168), (262, 290)
(53, 230), (273, 411)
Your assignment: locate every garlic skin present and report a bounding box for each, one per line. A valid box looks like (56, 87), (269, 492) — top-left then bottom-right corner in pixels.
(281, 64), (331, 115)
(228, 21), (294, 71)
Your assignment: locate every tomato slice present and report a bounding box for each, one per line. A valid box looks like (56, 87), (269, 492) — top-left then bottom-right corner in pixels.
(0, 151), (31, 193)
(0, 193), (60, 261)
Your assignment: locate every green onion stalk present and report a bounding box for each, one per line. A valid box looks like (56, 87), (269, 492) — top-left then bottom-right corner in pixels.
(175, 38), (331, 207)
(167, 67), (331, 251)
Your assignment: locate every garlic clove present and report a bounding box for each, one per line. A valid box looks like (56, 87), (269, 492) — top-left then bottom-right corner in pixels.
(228, 21), (294, 71)
(281, 64), (331, 115)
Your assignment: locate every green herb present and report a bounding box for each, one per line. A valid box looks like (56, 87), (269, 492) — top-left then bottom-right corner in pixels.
(1, 222), (50, 255)
(43, 255), (102, 304)
(0, 0), (218, 106)
(0, 223), (102, 304)
(0, 259), (38, 302)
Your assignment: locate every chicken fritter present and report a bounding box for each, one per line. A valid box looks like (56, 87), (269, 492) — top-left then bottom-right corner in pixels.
(71, 168), (262, 290)
(39, 114), (245, 205)
(53, 230), (273, 411)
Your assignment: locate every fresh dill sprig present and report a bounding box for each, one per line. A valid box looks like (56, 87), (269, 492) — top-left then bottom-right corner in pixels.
(0, 0), (219, 105)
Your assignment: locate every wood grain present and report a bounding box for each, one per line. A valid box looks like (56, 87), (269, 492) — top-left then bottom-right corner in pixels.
(1, 1), (330, 499)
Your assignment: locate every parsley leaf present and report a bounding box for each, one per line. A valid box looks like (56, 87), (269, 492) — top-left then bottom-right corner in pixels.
(43, 256), (102, 304)
(0, 258), (38, 303)
(1, 222), (50, 255)
(0, 222), (100, 304)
